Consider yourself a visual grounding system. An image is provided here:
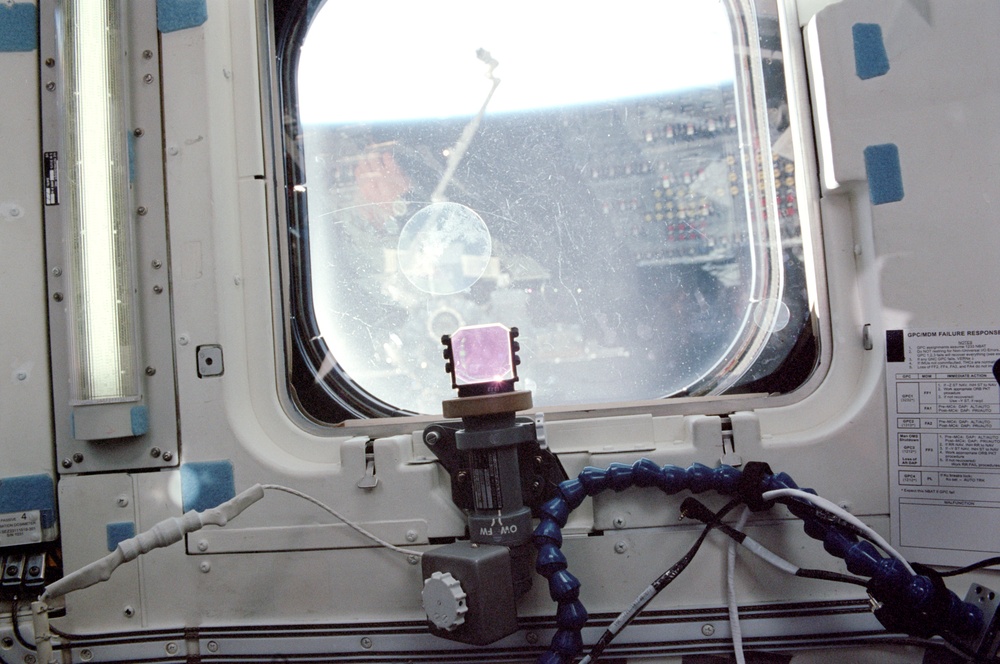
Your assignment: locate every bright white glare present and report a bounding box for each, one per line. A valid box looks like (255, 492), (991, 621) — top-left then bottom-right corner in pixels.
(298, 1), (736, 124)
(65, 0), (139, 402)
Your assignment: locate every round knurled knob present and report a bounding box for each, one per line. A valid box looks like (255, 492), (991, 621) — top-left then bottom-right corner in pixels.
(421, 571), (468, 631)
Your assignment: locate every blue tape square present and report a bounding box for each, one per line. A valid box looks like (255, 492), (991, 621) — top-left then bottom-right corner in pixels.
(106, 521), (136, 551)
(853, 23), (890, 80)
(130, 405), (149, 436)
(0, 3), (38, 52)
(180, 461), (236, 513)
(864, 144), (904, 205)
(157, 0), (208, 33)
(0, 474), (56, 528)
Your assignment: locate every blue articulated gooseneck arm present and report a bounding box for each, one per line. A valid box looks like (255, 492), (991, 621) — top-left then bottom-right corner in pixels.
(531, 460), (984, 663)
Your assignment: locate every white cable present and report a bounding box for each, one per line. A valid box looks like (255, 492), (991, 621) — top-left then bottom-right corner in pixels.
(762, 488), (916, 576)
(261, 484), (423, 558)
(42, 485), (266, 601)
(727, 506), (750, 664)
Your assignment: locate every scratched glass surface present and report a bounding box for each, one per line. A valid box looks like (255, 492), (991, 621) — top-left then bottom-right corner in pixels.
(297, 0), (805, 413)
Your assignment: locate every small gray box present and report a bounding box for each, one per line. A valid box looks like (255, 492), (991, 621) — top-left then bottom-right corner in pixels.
(421, 541), (518, 645)
(197, 345), (224, 377)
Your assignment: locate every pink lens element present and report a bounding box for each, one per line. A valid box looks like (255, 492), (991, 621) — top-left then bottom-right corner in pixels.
(451, 324), (514, 386)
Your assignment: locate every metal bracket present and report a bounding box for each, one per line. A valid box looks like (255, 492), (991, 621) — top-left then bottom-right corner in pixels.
(357, 440), (378, 489)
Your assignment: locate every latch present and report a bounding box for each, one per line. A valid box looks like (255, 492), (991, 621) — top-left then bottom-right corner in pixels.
(356, 440), (378, 489)
(687, 412), (759, 467)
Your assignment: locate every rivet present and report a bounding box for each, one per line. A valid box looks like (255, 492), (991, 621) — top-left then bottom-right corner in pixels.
(133, 128), (144, 137)
(360, 637), (373, 649)
(16, 372), (27, 381)
(145, 366), (156, 376)
(72, 453), (84, 463)
(153, 285), (163, 294)
(701, 623), (715, 637)
(52, 292), (63, 302)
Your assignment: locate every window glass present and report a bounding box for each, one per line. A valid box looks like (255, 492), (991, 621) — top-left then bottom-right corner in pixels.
(289, 0), (810, 416)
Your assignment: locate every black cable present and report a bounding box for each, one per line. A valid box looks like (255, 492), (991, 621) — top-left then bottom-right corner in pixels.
(10, 597), (35, 652)
(795, 568), (869, 587)
(581, 497), (743, 663)
(680, 504), (870, 589)
(934, 556), (1000, 577)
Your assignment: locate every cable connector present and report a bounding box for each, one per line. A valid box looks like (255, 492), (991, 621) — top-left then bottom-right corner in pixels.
(735, 461), (775, 512)
(42, 485), (265, 601)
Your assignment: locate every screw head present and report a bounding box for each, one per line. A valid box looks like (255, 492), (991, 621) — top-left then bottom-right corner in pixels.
(197, 539), (209, 552)
(143, 73), (154, 84)
(152, 259), (163, 269)
(61, 458), (72, 469)
(133, 128), (144, 137)
(199, 561), (211, 573)
(45, 57), (55, 67)
(72, 453), (84, 463)
(178, 334), (190, 346)
(456, 470), (468, 483)
(145, 366), (156, 376)
(80, 648), (93, 661)
(137, 206), (148, 216)
(153, 285), (163, 294)
(614, 540), (628, 554)
(150, 447), (162, 458)
(16, 372), (27, 381)
(52, 292), (63, 302)
(52, 267), (62, 277)
(165, 642), (178, 655)
(142, 50), (153, 60)
(162, 451), (173, 462)
(525, 631), (539, 645)
(45, 81), (55, 91)
(117, 495), (129, 507)
(424, 430), (440, 446)
(612, 516), (627, 529)
(407, 555), (419, 565)
(360, 637), (373, 649)
(1, 635), (13, 648)
(24, 654), (37, 664)
(701, 623), (715, 637)
(206, 641), (219, 653)
(405, 530), (418, 542)
(123, 606), (135, 618)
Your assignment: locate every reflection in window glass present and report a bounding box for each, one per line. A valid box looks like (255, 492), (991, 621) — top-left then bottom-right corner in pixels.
(293, 0), (808, 415)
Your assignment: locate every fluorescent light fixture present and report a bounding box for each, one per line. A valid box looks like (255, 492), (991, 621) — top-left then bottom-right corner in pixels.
(59, 0), (140, 406)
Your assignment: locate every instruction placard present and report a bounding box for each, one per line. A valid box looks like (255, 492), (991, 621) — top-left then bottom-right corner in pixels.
(886, 327), (1000, 566)
(0, 510), (42, 547)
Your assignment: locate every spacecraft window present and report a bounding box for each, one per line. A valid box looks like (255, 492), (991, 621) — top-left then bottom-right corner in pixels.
(279, 0), (815, 421)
